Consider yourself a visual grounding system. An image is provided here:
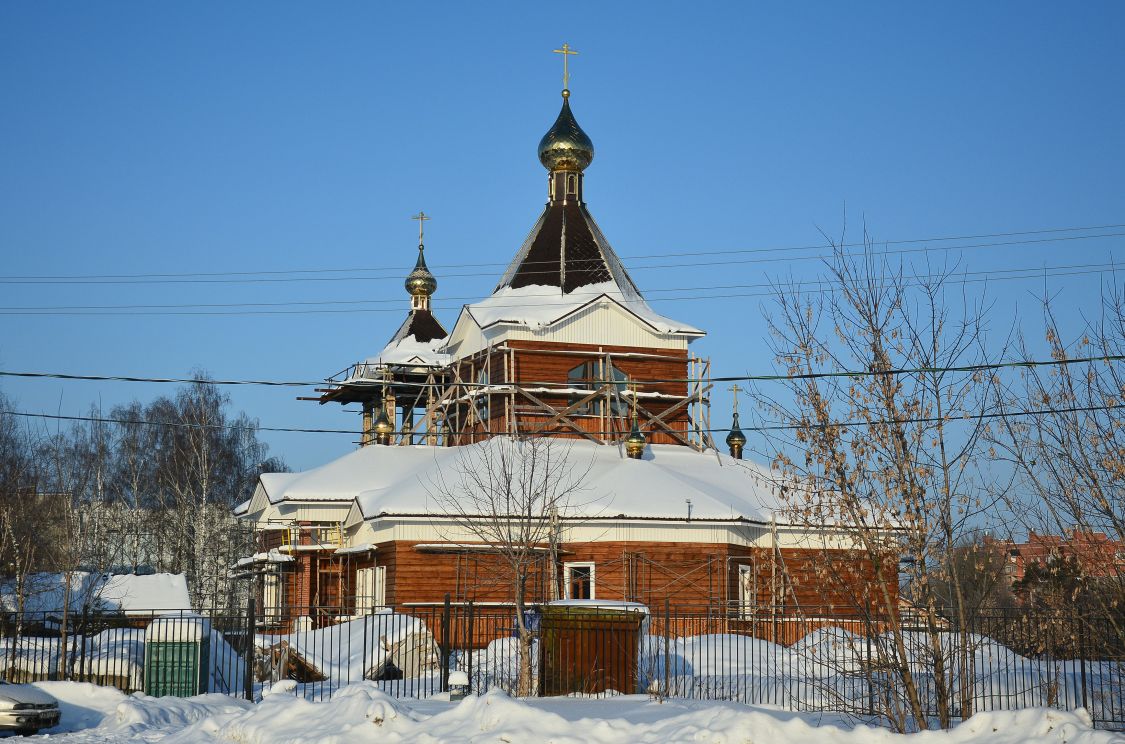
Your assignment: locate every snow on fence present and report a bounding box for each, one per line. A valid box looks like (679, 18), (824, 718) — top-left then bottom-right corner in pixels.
(0, 604), (1121, 731)
(0, 610), (247, 696)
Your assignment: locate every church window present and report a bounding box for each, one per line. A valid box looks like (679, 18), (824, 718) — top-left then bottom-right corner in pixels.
(475, 369), (490, 424)
(567, 361), (629, 416)
(564, 562), (595, 600)
(566, 174), (577, 195)
(737, 564), (756, 619)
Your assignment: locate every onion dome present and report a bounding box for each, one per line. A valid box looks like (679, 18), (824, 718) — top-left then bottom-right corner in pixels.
(405, 245), (437, 299)
(725, 411), (747, 460)
(538, 92), (595, 173)
(373, 407), (394, 445)
(624, 418), (646, 460)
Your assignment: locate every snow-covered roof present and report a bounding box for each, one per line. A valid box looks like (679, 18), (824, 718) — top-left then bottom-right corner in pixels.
(259, 472), (306, 503)
(1, 572), (191, 615)
(259, 438), (787, 523)
(365, 335), (452, 367)
(461, 282), (704, 337)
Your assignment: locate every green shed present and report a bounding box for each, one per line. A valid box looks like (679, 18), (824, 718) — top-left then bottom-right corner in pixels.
(143, 616), (211, 697)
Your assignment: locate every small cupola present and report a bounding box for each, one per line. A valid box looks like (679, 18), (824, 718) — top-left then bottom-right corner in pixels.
(624, 418), (646, 459)
(539, 44), (594, 205)
(373, 407), (394, 446)
(725, 385), (747, 459)
(405, 211), (437, 311)
(726, 411), (747, 460)
(623, 383), (647, 459)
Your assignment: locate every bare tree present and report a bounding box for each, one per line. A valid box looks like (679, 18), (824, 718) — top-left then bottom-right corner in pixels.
(989, 285), (1125, 645)
(754, 230), (1003, 730)
(426, 436), (591, 695)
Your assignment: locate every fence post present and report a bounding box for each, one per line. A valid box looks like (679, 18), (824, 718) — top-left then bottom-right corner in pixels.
(244, 593), (255, 702)
(866, 605), (874, 717)
(663, 598), (671, 699)
(466, 600), (475, 693)
(79, 606), (89, 682)
(1078, 619), (1088, 716)
(441, 593), (452, 693)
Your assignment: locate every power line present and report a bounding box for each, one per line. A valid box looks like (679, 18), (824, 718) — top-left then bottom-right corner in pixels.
(0, 225), (1121, 286)
(2, 260), (1121, 316)
(0, 410), (356, 435)
(3, 353), (1123, 390)
(2, 259), (1120, 314)
(5, 400), (1124, 438)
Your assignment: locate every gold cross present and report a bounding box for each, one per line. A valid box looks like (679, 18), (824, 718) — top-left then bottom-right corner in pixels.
(553, 43), (579, 91)
(411, 211), (430, 247)
(728, 383), (744, 413)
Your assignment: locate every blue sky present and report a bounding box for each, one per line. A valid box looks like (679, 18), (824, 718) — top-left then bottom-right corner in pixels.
(1, 2), (1123, 470)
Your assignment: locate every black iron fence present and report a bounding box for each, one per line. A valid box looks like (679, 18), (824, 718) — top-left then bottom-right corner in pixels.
(1, 602), (1122, 731)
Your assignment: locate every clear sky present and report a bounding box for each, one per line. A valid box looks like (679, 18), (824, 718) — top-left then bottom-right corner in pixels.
(1, 2), (1123, 471)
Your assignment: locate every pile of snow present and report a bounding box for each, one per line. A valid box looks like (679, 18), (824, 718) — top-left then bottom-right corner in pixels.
(255, 612), (437, 688)
(26, 682), (1121, 743)
(0, 571), (190, 616)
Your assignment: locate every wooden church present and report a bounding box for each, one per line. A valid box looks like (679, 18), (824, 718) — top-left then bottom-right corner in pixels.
(235, 60), (894, 630)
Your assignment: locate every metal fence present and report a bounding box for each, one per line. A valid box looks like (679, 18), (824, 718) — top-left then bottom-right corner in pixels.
(1, 602), (1122, 731)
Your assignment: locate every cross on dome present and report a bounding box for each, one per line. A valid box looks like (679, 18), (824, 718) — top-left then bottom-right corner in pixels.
(411, 210), (430, 248)
(553, 43), (579, 95)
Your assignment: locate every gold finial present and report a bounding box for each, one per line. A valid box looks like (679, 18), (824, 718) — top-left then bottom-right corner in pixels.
(624, 382), (646, 459)
(553, 43), (579, 95)
(411, 211), (431, 249)
(728, 383), (744, 414)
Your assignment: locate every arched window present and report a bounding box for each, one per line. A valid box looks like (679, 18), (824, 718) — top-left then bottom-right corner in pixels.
(567, 361), (629, 416)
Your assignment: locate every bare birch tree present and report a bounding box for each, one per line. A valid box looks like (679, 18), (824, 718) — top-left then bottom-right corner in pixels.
(426, 436), (591, 695)
(755, 230), (1003, 730)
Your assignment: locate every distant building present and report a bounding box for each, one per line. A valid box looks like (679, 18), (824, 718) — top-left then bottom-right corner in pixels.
(991, 529), (1125, 584)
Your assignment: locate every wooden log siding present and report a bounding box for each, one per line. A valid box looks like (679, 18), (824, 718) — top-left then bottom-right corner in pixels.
(346, 540), (894, 620)
(452, 341), (693, 444)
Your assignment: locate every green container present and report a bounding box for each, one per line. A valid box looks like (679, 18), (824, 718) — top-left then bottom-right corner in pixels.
(143, 617), (210, 696)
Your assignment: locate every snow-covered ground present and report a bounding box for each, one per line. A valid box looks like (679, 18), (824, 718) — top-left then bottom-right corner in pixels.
(14, 680), (1124, 744)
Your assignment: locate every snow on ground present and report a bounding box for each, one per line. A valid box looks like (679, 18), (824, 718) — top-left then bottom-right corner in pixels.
(19, 681), (1125, 744)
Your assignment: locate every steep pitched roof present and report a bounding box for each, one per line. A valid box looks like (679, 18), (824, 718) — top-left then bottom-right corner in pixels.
(494, 202), (643, 299)
(389, 308), (447, 345)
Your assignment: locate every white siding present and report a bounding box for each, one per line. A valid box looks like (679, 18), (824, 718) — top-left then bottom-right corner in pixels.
(353, 516), (860, 550)
(494, 302), (689, 351)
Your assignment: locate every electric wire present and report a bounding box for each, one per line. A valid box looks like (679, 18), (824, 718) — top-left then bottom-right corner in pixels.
(1, 259), (1120, 314)
(2, 353), (1123, 390)
(4, 400), (1123, 437)
(1, 225), (1121, 285)
(2, 260), (1121, 316)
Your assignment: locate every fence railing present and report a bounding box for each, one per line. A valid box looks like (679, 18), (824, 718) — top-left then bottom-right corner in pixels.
(1, 602), (1121, 731)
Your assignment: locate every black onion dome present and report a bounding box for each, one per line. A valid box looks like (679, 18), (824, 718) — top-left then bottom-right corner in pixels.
(725, 412), (748, 448)
(538, 96), (594, 172)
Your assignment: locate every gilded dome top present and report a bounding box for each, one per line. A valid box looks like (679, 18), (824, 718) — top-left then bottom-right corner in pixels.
(538, 93), (594, 172)
(405, 246), (437, 297)
(725, 412), (747, 448)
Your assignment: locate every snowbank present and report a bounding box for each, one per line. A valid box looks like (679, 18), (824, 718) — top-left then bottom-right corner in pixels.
(40, 685), (1122, 744)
